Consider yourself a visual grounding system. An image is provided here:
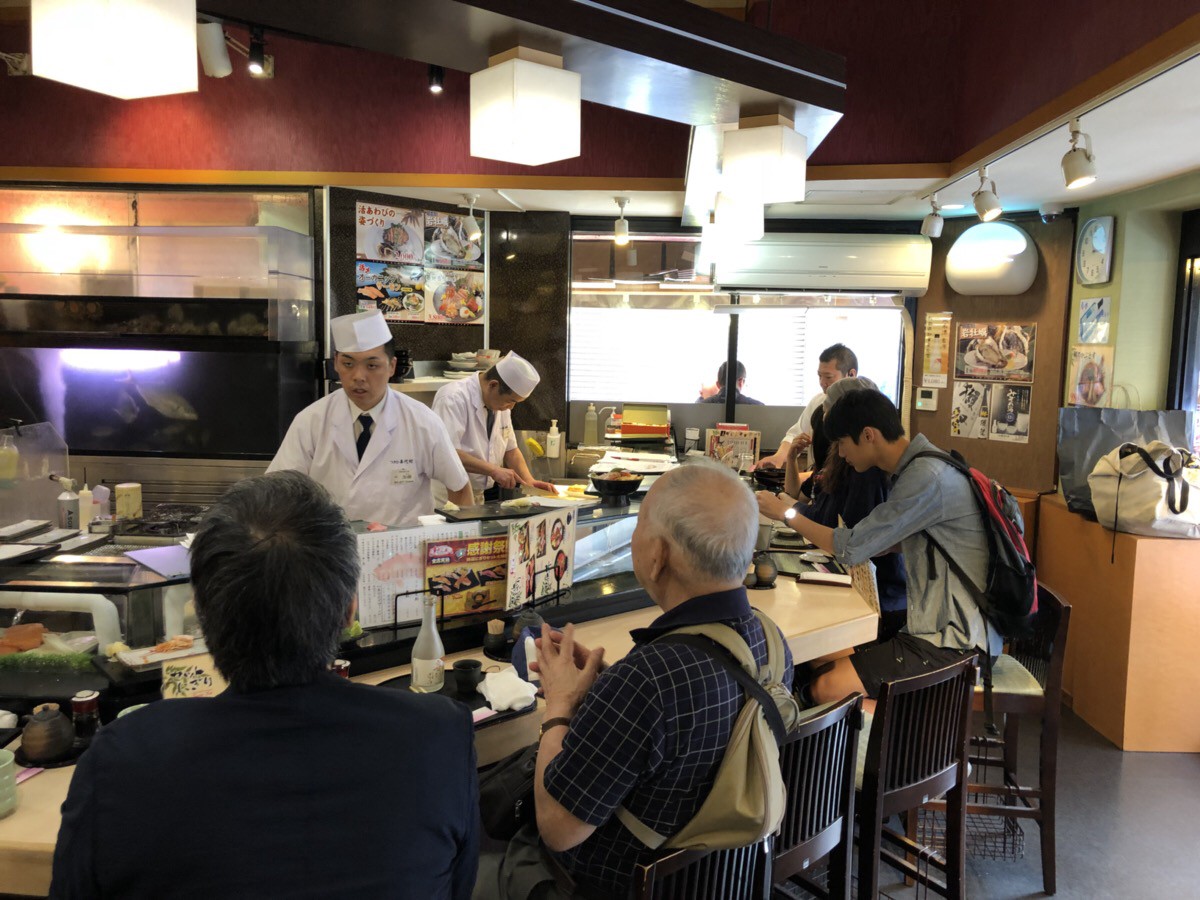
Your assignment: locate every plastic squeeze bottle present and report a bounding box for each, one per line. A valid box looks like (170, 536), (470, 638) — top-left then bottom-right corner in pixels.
(582, 403), (599, 446)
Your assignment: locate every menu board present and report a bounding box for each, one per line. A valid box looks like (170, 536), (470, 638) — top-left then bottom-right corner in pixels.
(355, 202), (424, 264)
(955, 322), (1037, 383)
(424, 535), (509, 617)
(506, 509), (576, 609)
(355, 261), (425, 322)
(424, 268), (485, 324)
(424, 211), (485, 271)
(355, 522), (481, 627)
(706, 427), (760, 466)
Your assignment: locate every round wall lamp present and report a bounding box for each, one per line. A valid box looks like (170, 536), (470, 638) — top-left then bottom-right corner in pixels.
(945, 221), (1038, 295)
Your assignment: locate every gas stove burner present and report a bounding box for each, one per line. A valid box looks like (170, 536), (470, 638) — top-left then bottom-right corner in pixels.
(147, 503), (205, 521)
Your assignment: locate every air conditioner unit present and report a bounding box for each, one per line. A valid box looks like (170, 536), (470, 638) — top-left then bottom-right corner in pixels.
(713, 232), (933, 297)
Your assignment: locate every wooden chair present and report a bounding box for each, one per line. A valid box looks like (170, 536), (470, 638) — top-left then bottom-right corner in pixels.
(923, 584), (1071, 895)
(632, 838), (773, 900)
(856, 656), (977, 899)
(771, 692), (864, 899)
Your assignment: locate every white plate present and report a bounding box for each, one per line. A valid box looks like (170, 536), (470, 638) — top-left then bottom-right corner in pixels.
(963, 350), (1028, 372)
(441, 370), (472, 379)
(116, 637), (208, 671)
(447, 359), (477, 370)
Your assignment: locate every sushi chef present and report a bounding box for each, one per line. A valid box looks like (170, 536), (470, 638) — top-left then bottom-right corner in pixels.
(268, 311), (472, 525)
(433, 351), (556, 504)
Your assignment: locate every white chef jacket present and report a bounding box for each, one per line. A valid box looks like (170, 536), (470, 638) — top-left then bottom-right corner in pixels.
(782, 391), (826, 443)
(432, 374), (517, 494)
(267, 389), (469, 527)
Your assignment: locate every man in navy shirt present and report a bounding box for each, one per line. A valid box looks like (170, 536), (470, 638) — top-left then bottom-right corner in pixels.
(485, 461), (792, 899)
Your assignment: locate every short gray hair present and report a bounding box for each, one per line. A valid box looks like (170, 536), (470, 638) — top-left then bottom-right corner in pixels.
(644, 459), (758, 582)
(823, 375), (879, 413)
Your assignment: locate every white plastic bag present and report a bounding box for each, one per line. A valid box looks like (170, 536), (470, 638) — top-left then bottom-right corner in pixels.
(1088, 441), (1200, 538)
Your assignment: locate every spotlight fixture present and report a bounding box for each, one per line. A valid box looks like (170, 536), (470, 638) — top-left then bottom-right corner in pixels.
(428, 64), (444, 94)
(247, 26), (265, 76)
(1062, 117), (1097, 190)
(920, 194), (944, 238)
(613, 197), (630, 247)
(971, 167), (1002, 222)
(196, 22), (232, 78)
(462, 194), (482, 243)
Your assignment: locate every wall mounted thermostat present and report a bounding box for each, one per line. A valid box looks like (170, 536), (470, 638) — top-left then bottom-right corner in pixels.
(915, 387), (939, 411)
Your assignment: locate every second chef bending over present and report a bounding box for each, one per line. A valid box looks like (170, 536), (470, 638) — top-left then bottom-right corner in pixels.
(268, 311), (473, 525)
(433, 351), (556, 504)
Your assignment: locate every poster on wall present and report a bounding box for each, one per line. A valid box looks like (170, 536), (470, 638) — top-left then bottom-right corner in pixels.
(1068, 345), (1113, 408)
(355, 202), (424, 264)
(988, 384), (1032, 444)
(425, 535), (509, 618)
(922, 312), (953, 388)
(424, 268), (485, 324)
(424, 210), (484, 271)
(355, 261), (425, 321)
(1078, 297), (1111, 344)
(955, 322), (1037, 383)
(950, 381), (990, 439)
(506, 509), (576, 610)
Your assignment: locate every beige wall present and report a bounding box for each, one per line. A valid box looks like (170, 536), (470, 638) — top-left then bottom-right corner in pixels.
(1068, 170), (1200, 409)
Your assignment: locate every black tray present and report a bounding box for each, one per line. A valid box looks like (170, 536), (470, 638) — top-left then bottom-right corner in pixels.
(441, 502), (545, 522)
(14, 742), (84, 769)
(377, 666), (535, 730)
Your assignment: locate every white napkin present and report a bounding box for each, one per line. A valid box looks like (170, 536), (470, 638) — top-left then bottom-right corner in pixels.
(477, 669), (537, 712)
(418, 514), (448, 526)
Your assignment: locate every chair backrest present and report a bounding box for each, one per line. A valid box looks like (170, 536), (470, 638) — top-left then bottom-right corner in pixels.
(773, 692), (863, 882)
(632, 838), (772, 900)
(862, 656), (976, 818)
(1007, 583), (1071, 695)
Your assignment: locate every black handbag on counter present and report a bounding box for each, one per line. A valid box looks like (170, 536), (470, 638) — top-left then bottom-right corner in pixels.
(478, 742), (539, 840)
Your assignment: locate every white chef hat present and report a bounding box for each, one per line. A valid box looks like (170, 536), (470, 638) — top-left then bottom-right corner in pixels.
(331, 311), (392, 353)
(495, 352), (540, 398)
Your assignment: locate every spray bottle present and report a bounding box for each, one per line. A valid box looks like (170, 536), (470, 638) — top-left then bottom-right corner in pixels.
(51, 475), (80, 529)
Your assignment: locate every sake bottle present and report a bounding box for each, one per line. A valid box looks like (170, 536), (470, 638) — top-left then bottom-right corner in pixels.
(411, 597), (445, 693)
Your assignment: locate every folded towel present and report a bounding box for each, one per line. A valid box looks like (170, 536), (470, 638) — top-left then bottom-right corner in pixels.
(417, 514), (448, 526)
(478, 668), (537, 712)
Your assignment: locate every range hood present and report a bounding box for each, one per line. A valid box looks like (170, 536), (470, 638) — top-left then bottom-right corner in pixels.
(714, 232), (933, 297)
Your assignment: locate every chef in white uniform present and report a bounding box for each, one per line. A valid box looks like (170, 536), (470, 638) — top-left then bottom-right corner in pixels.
(267, 311), (472, 525)
(432, 351), (556, 504)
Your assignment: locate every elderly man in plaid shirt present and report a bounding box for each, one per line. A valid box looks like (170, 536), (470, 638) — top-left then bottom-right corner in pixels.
(477, 460), (793, 899)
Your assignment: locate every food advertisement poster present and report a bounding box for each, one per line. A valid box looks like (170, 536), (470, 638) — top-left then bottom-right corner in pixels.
(955, 323), (1036, 383)
(425, 536), (508, 617)
(705, 428), (761, 465)
(424, 210), (484, 271)
(987, 384), (1032, 444)
(507, 510), (575, 610)
(1078, 297), (1111, 344)
(425, 268), (485, 324)
(950, 381), (990, 440)
(355, 261), (425, 322)
(922, 312), (953, 388)
(357, 523), (481, 627)
(1068, 345), (1113, 408)
(355, 202), (424, 265)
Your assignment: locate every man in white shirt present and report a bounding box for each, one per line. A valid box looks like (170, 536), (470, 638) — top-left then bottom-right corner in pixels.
(433, 352), (556, 504)
(267, 311), (472, 525)
(755, 343), (858, 471)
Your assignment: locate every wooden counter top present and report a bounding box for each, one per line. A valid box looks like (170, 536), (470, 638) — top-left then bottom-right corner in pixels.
(0, 576), (877, 896)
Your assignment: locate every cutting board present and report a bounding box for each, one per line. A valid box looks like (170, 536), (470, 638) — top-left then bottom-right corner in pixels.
(440, 502), (546, 522)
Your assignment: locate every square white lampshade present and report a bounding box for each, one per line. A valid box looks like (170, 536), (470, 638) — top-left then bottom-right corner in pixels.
(470, 58), (581, 166)
(714, 191), (765, 244)
(32, 0), (198, 100)
(722, 124), (808, 205)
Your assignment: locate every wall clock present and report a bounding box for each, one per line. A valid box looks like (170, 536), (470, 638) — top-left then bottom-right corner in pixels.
(1076, 215), (1115, 286)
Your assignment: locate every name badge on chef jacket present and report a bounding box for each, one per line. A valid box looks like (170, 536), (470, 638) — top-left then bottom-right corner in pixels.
(391, 466), (415, 485)
(501, 425), (513, 442)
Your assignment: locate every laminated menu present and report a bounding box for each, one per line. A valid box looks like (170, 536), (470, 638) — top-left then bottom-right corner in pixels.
(706, 427), (761, 465)
(424, 535), (509, 617)
(506, 509), (576, 609)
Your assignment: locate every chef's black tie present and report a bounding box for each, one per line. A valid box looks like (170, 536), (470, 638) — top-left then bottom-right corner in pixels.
(486, 408), (496, 440)
(356, 414), (373, 460)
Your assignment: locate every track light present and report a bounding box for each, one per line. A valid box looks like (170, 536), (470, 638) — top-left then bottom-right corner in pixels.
(613, 197), (630, 246)
(197, 22), (232, 78)
(428, 64), (444, 94)
(462, 194), (482, 243)
(920, 194), (944, 238)
(971, 167), (1002, 222)
(1062, 117), (1097, 190)
(247, 27), (265, 76)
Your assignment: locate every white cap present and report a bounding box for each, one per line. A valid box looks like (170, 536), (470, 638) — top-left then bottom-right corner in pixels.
(495, 352), (540, 398)
(331, 311), (392, 354)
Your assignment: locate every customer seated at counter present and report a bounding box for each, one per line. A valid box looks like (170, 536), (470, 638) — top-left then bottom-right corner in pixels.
(52, 472), (479, 900)
(696, 359), (764, 405)
(477, 461), (792, 899)
(757, 390), (999, 711)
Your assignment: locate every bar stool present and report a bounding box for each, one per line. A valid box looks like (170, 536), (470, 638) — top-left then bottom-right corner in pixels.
(632, 838), (773, 900)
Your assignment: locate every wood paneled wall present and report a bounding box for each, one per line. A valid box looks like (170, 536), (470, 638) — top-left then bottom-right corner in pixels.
(911, 213), (1076, 493)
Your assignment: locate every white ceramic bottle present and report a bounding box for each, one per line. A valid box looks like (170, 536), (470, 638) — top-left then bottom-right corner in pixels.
(410, 597), (445, 693)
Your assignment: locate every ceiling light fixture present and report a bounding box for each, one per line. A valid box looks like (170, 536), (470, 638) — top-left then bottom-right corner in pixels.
(31, 0), (199, 99)
(462, 194), (482, 242)
(721, 112), (808, 205)
(428, 64), (444, 94)
(613, 197), (630, 246)
(971, 167), (1003, 222)
(196, 21), (231, 78)
(940, 203), (965, 211)
(714, 191), (764, 244)
(920, 193), (944, 238)
(470, 46), (580, 165)
(246, 26), (265, 75)
(1062, 116), (1098, 190)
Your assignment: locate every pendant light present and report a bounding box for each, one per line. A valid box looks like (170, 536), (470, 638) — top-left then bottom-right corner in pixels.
(613, 198), (630, 246)
(920, 194), (944, 238)
(462, 194), (482, 243)
(971, 167), (1003, 222)
(1061, 117), (1098, 190)
(428, 64), (444, 95)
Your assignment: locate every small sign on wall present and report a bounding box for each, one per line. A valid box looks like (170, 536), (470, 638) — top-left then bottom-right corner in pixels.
(922, 312), (952, 388)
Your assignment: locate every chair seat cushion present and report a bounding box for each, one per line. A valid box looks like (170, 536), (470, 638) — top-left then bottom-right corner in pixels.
(976, 654), (1043, 698)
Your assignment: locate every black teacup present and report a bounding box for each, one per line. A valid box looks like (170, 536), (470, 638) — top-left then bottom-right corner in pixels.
(452, 658), (484, 690)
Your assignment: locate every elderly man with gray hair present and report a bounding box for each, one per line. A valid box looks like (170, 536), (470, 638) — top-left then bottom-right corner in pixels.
(482, 460), (793, 900)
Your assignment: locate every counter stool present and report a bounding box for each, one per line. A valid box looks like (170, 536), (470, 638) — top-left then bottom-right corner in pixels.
(632, 838), (773, 900)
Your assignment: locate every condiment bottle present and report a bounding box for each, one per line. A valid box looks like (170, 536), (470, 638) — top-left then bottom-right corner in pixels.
(331, 659), (351, 678)
(71, 690), (100, 750)
(582, 403), (599, 446)
(0, 434), (18, 485)
(410, 597), (445, 693)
